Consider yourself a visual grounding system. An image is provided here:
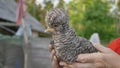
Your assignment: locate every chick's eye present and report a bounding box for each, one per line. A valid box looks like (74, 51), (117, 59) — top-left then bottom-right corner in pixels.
(53, 24), (58, 27)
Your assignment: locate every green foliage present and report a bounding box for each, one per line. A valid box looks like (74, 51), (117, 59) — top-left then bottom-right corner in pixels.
(57, 0), (65, 8)
(66, 0), (93, 36)
(25, 0), (120, 44)
(26, 0), (53, 26)
(67, 0), (119, 43)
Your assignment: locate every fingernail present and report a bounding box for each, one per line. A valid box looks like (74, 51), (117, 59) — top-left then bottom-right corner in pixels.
(54, 56), (57, 60)
(59, 62), (66, 66)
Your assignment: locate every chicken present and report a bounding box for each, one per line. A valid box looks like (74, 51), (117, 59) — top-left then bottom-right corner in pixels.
(45, 8), (98, 64)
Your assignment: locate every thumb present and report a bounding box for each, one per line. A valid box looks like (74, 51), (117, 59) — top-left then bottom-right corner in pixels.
(93, 43), (112, 53)
(76, 53), (102, 63)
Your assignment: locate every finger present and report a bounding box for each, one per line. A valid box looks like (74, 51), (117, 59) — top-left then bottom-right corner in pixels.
(93, 43), (111, 53)
(60, 62), (72, 68)
(52, 56), (59, 68)
(60, 62), (73, 68)
(72, 62), (106, 68)
(76, 53), (102, 63)
(63, 67), (69, 68)
(50, 50), (55, 60)
(49, 44), (54, 52)
(59, 62), (68, 67)
(61, 62), (94, 68)
(60, 62), (94, 68)
(71, 62), (94, 68)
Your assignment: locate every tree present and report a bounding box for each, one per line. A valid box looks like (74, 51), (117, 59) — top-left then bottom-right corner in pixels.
(115, 0), (120, 34)
(67, 0), (118, 43)
(26, 0), (66, 27)
(66, 0), (93, 36)
(26, 0), (53, 26)
(57, 0), (65, 8)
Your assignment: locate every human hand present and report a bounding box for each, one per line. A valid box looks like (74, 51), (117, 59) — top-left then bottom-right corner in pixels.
(49, 44), (60, 68)
(60, 44), (120, 68)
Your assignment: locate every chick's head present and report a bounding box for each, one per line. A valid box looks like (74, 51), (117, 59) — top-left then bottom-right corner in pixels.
(45, 8), (69, 34)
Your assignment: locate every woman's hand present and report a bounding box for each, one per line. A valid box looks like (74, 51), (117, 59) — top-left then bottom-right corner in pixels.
(49, 44), (60, 68)
(60, 44), (120, 68)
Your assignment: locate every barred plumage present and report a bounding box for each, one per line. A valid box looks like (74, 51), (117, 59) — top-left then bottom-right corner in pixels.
(45, 8), (98, 64)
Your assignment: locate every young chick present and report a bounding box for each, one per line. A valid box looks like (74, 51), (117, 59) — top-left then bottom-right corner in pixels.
(45, 8), (98, 64)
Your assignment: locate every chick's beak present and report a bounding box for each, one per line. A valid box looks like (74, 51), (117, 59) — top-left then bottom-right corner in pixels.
(44, 27), (55, 33)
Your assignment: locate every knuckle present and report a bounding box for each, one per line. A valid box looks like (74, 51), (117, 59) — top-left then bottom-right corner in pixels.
(48, 44), (52, 48)
(48, 45), (52, 51)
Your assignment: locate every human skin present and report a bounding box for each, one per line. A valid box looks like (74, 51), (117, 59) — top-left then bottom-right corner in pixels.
(49, 44), (120, 68)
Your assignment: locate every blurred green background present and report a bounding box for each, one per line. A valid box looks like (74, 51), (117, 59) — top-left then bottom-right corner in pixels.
(26, 0), (120, 45)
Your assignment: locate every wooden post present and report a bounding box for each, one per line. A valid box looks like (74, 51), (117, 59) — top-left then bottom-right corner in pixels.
(22, 19), (29, 68)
